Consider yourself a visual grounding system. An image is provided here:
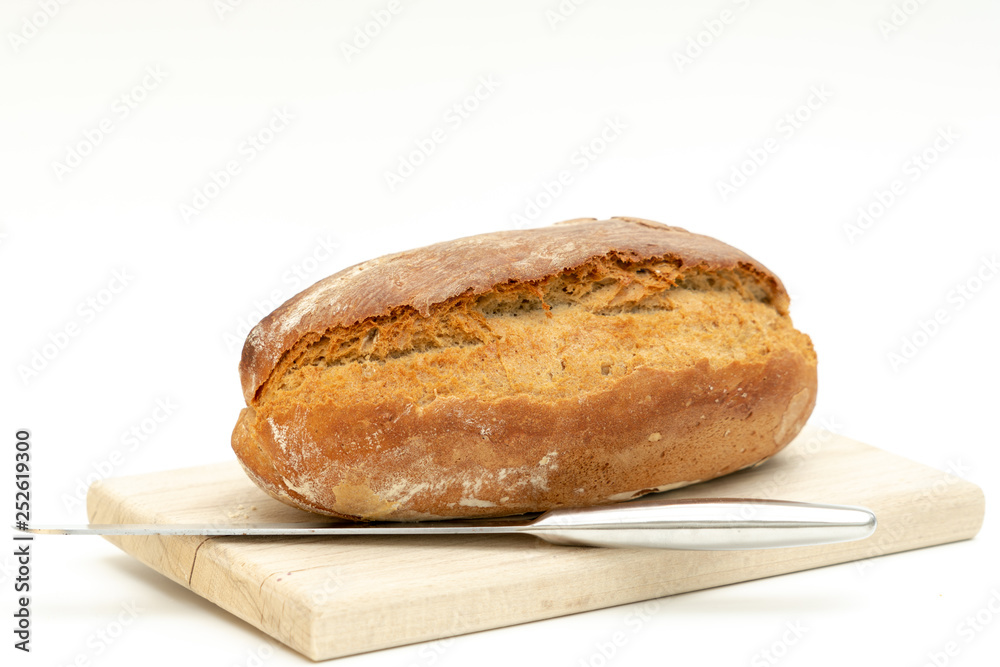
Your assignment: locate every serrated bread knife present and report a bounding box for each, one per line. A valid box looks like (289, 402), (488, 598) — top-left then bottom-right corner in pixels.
(17, 497), (876, 550)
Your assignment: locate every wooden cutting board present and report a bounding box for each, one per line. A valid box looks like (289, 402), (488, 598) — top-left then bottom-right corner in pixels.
(87, 428), (984, 661)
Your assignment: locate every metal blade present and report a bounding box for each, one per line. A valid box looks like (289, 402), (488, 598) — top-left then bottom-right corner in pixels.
(18, 517), (537, 536)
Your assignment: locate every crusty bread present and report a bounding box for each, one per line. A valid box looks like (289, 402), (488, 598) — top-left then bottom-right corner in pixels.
(232, 217), (817, 521)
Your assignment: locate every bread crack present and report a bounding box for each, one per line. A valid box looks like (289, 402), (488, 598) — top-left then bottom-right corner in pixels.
(256, 253), (802, 408)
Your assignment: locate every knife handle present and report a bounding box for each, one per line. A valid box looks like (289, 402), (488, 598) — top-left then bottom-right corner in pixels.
(524, 497), (877, 550)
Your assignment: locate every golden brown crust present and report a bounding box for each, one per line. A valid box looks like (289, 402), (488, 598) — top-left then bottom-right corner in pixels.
(238, 217), (787, 404)
(232, 217), (816, 521)
(233, 352), (815, 520)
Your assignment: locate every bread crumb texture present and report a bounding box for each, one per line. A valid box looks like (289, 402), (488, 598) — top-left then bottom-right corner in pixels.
(232, 218), (817, 520)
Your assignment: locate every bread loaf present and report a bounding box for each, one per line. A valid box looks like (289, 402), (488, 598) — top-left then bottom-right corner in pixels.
(232, 217), (817, 521)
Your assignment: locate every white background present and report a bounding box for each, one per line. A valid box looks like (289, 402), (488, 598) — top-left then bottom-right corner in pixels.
(2, 1), (998, 665)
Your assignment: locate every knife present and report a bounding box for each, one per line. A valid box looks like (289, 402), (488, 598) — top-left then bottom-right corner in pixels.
(17, 497), (876, 550)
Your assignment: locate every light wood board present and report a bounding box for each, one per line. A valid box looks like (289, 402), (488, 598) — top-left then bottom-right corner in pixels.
(87, 428), (985, 661)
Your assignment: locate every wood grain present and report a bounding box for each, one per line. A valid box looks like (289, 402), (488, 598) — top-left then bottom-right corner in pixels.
(87, 428), (985, 661)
